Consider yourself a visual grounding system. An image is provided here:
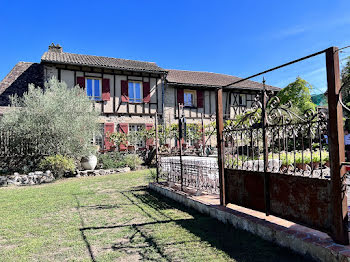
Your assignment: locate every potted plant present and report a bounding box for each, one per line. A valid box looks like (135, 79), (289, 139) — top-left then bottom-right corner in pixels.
(127, 145), (134, 151)
(311, 152), (321, 169)
(321, 151), (330, 167)
(279, 152), (294, 171)
(295, 151), (310, 170)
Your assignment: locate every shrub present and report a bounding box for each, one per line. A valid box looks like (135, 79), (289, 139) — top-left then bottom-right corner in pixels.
(39, 155), (75, 178)
(321, 150), (329, 164)
(312, 151), (321, 163)
(98, 152), (126, 169)
(123, 154), (143, 170)
(279, 152), (295, 166)
(148, 169), (157, 182)
(0, 77), (100, 164)
(295, 151), (311, 164)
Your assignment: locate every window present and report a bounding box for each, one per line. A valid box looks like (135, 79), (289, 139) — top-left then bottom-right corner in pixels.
(129, 124), (145, 147)
(128, 81), (142, 103)
(93, 124), (104, 150)
(184, 90), (196, 107)
(86, 78), (102, 101)
(239, 94), (246, 106)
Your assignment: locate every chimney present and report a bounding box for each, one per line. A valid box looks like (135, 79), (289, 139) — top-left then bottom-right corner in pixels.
(48, 43), (63, 53)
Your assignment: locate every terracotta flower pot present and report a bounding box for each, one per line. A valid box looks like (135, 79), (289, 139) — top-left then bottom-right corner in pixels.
(312, 162), (320, 169)
(280, 164), (287, 171)
(296, 163), (307, 170)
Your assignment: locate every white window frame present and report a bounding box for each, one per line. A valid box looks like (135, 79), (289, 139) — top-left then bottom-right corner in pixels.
(92, 124), (104, 150)
(129, 124), (145, 147)
(128, 81), (143, 103)
(184, 89), (196, 107)
(86, 78), (102, 101)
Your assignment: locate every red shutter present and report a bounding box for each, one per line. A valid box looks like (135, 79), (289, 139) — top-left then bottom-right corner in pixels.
(121, 80), (129, 102)
(197, 90), (204, 108)
(176, 138), (185, 148)
(177, 89), (184, 104)
(118, 123), (128, 151)
(102, 78), (110, 101)
(104, 123), (115, 151)
(77, 77), (85, 89)
(143, 82), (150, 103)
(145, 124), (153, 146)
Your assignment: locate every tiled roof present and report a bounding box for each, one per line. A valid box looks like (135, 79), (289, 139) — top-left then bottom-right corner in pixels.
(0, 62), (44, 106)
(41, 51), (166, 73)
(166, 69), (280, 91)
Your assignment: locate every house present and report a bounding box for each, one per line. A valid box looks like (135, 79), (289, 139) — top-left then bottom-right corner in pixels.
(0, 43), (279, 150)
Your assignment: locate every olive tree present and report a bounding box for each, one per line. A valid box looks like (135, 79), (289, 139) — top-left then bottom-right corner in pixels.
(0, 77), (100, 160)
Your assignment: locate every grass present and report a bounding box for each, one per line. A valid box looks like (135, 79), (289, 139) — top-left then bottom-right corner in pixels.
(0, 169), (313, 262)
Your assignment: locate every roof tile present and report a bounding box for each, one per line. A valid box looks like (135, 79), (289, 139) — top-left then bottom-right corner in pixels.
(41, 51), (166, 73)
(166, 69), (280, 90)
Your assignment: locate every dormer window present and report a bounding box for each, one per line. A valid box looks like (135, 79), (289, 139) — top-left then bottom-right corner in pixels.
(128, 81), (143, 103)
(86, 78), (102, 101)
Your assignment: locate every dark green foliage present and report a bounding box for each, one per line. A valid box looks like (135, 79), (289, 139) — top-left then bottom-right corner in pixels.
(341, 56), (350, 111)
(97, 152), (126, 169)
(39, 154), (76, 178)
(311, 93), (327, 106)
(123, 154), (143, 170)
(98, 152), (143, 170)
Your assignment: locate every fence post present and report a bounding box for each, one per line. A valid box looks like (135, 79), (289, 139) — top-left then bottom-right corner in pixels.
(178, 103), (184, 191)
(262, 80), (270, 216)
(155, 112), (159, 183)
(326, 46), (349, 245)
(201, 114), (205, 156)
(216, 88), (226, 206)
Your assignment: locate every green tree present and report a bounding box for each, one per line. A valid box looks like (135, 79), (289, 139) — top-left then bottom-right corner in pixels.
(341, 56), (350, 107)
(277, 77), (316, 114)
(0, 77), (100, 160)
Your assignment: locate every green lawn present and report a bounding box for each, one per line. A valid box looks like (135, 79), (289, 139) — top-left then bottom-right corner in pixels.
(0, 170), (313, 262)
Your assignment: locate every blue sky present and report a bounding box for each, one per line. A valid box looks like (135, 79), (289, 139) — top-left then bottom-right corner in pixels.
(1, 0), (349, 94)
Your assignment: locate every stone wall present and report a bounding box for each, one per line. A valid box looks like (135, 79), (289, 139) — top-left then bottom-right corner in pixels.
(0, 167), (132, 187)
(0, 170), (54, 186)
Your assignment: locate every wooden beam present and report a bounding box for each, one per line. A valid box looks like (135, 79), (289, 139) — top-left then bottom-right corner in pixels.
(326, 46), (349, 244)
(155, 112), (159, 183)
(216, 88), (226, 206)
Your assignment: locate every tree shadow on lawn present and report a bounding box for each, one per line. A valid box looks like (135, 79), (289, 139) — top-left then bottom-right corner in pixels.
(76, 187), (314, 262)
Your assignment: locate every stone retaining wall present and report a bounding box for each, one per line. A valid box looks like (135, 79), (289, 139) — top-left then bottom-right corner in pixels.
(0, 171), (55, 186)
(75, 167), (131, 177)
(0, 167), (132, 187)
(149, 182), (350, 262)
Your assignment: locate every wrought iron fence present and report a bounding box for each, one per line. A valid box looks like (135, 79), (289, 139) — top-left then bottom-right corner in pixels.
(223, 86), (330, 179)
(158, 155), (219, 194)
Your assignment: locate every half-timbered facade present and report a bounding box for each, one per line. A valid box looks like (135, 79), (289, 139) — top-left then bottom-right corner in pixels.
(0, 44), (279, 150)
(164, 69), (279, 146)
(40, 44), (167, 151)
